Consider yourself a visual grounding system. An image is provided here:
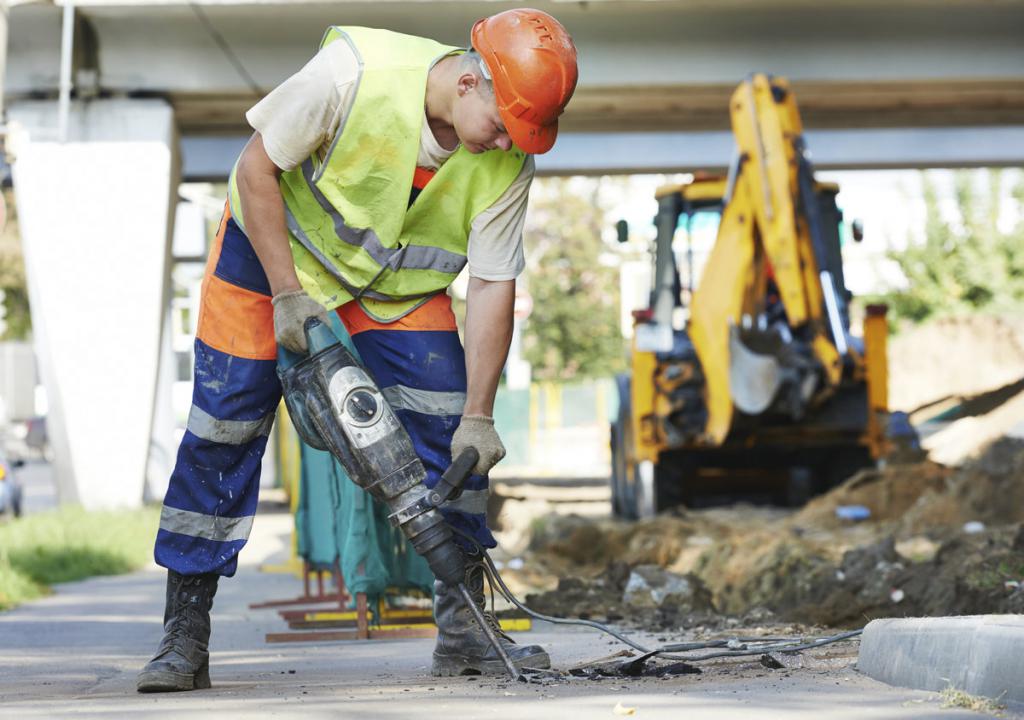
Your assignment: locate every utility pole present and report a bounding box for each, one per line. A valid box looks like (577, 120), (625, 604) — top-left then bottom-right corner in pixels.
(0, 0), (7, 126)
(57, 0), (74, 142)
(0, 0), (8, 231)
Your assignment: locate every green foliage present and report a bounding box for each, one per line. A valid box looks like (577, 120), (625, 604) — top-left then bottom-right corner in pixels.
(0, 505), (160, 611)
(521, 178), (626, 381)
(880, 170), (1024, 324)
(0, 189), (33, 340)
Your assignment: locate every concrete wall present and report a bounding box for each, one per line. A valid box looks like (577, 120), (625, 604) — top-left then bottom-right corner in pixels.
(8, 98), (177, 509)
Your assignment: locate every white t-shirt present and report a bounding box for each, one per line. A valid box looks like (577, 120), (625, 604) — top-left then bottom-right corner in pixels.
(246, 41), (533, 281)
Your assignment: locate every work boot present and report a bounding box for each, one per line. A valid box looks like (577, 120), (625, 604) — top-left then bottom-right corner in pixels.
(136, 570), (219, 692)
(431, 558), (550, 676)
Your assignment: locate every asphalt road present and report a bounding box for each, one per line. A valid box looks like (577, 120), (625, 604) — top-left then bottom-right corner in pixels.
(0, 505), (1015, 719)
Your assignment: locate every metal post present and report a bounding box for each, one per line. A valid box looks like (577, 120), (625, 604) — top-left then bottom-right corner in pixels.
(57, 0), (74, 142)
(0, 0), (9, 129)
(651, 193), (680, 328)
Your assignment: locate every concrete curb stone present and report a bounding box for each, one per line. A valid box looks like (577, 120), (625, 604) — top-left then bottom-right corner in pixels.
(857, 615), (1024, 708)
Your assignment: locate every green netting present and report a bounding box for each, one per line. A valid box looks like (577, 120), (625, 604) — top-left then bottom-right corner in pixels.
(292, 313), (435, 608)
(493, 387), (530, 466)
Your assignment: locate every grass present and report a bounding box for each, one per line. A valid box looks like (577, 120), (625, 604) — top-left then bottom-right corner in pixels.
(939, 686), (1006, 716)
(0, 505), (161, 611)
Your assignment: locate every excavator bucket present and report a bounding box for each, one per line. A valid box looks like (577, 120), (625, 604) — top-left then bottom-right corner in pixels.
(728, 326), (782, 415)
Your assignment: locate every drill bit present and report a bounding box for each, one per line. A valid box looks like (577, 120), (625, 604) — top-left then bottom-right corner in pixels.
(457, 583), (521, 682)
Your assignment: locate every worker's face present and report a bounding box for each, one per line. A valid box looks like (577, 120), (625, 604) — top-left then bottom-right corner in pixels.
(453, 73), (514, 154)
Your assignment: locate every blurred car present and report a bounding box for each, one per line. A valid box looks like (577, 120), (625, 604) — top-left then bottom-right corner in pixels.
(0, 450), (25, 518)
(8, 416), (49, 461)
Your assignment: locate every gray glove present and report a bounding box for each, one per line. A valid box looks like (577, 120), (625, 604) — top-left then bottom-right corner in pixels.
(451, 415), (506, 476)
(271, 289), (329, 354)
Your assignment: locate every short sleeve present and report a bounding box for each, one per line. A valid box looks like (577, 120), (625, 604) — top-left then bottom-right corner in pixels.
(245, 42), (360, 171)
(466, 156), (536, 281)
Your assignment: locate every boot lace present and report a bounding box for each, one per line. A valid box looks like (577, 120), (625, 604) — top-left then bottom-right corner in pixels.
(166, 576), (209, 644)
(471, 558), (514, 643)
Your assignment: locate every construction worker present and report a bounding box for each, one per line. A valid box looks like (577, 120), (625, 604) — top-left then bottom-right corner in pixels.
(137, 9), (578, 692)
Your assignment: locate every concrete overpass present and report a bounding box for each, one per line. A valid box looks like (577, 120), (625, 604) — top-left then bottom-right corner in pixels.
(3, 0), (1024, 509)
(8, 0), (1024, 173)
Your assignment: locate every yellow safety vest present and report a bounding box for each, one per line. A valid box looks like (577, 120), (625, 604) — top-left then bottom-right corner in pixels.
(229, 26), (527, 321)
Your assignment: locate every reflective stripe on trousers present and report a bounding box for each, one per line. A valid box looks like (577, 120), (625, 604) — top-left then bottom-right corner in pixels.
(155, 203), (493, 578)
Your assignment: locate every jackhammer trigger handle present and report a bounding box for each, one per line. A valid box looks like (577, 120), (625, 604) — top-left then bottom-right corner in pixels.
(276, 317), (328, 370)
(429, 447), (480, 507)
(450, 447), (480, 482)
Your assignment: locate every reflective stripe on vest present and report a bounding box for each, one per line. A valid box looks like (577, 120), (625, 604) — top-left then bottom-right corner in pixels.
(292, 156), (467, 276)
(229, 27), (526, 321)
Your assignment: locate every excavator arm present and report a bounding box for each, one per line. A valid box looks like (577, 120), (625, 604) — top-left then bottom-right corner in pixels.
(689, 74), (846, 444)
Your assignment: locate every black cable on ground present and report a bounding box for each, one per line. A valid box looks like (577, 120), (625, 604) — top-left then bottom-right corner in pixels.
(452, 527), (863, 664)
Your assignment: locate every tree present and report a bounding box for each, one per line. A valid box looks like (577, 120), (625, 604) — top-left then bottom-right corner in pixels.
(0, 190), (32, 341)
(880, 170), (1024, 324)
(520, 177), (626, 381)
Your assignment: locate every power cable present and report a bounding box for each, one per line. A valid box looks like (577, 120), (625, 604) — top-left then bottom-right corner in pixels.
(189, 2), (264, 97)
(452, 527), (863, 665)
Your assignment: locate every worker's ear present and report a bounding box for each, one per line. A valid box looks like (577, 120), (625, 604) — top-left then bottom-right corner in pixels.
(457, 72), (479, 97)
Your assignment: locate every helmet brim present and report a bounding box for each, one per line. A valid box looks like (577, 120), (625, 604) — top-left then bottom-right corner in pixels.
(502, 110), (558, 155)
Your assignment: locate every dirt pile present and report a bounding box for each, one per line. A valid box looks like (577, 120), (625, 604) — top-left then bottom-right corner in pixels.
(692, 523), (1024, 626)
(888, 314), (1024, 412)
(516, 438), (1024, 629)
(903, 437), (1024, 531)
(525, 561), (720, 631)
(792, 461), (951, 529)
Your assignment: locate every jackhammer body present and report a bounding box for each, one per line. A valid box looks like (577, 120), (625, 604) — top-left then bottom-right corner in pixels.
(277, 319), (520, 679)
(277, 318), (467, 586)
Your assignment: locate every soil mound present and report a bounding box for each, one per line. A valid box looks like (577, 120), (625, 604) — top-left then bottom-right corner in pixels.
(888, 314), (1024, 411)
(517, 438), (1024, 629)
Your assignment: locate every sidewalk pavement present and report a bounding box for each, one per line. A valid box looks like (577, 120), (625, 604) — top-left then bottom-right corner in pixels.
(0, 505), (1012, 719)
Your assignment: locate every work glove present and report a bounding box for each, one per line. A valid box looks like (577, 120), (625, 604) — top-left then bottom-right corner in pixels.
(271, 289), (329, 354)
(451, 415), (506, 476)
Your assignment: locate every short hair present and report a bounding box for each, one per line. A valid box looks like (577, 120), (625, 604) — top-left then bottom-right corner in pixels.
(461, 49), (494, 94)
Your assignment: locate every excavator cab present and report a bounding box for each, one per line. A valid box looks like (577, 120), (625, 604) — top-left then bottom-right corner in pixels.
(666, 178), (854, 334)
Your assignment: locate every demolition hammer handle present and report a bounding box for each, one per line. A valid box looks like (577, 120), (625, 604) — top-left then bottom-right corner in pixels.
(446, 448), (480, 486)
(429, 448), (480, 507)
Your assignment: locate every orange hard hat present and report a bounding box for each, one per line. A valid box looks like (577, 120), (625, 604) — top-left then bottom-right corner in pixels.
(471, 8), (578, 155)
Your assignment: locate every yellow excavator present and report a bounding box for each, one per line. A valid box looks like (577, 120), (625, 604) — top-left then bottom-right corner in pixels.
(611, 74), (913, 518)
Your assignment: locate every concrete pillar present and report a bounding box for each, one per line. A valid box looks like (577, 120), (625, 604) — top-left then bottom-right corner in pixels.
(0, 341), (37, 422)
(8, 98), (178, 509)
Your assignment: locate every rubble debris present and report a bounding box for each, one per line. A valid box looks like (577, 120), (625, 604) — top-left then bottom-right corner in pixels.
(512, 435), (1024, 630)
(621, 565), (715, 614)
(568, 654), (700, 680)
(834, 505), (871, 522)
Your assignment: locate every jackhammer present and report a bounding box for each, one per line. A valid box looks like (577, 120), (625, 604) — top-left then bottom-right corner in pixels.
(277, 318), (522, 681)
